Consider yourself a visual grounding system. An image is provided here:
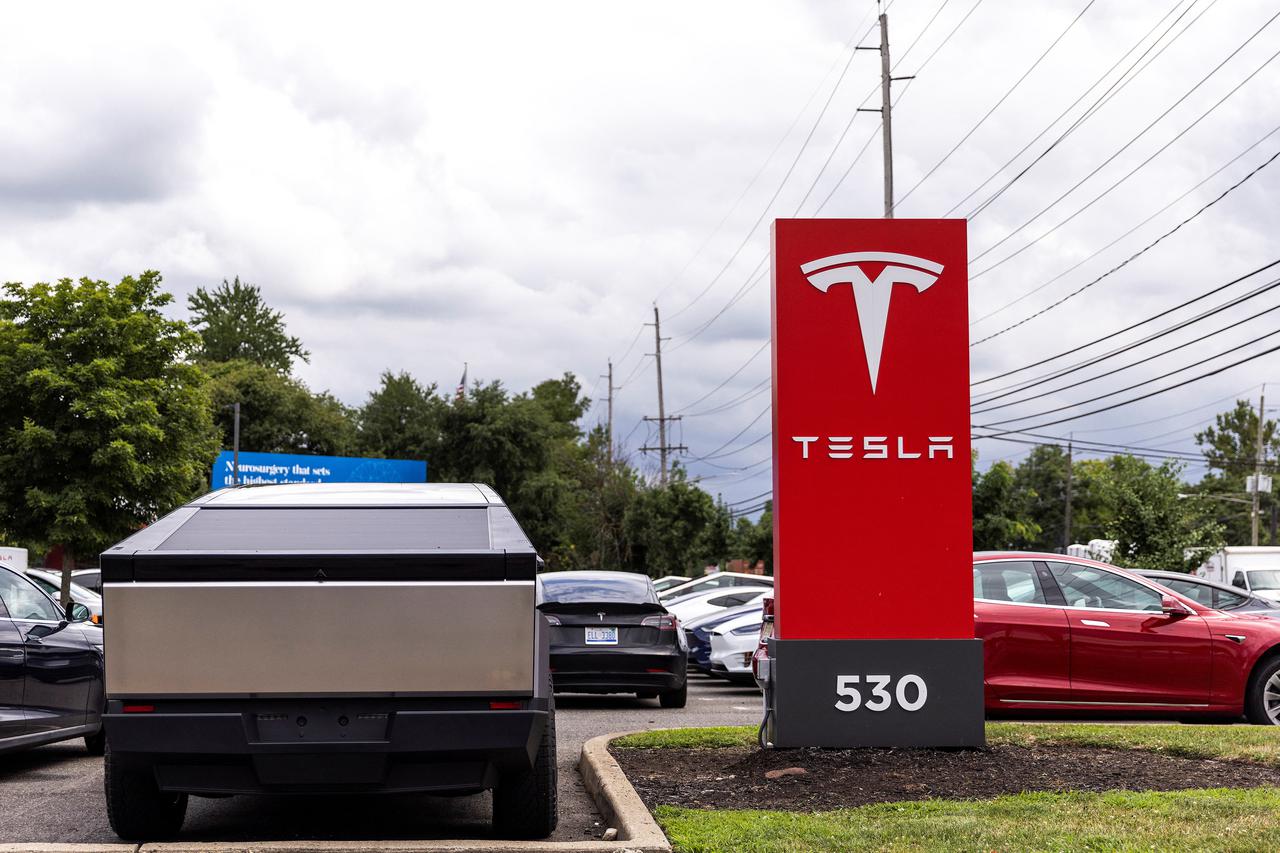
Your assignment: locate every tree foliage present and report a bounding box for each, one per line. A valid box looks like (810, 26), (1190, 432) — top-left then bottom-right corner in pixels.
(188, 277), (309, 372)
(1098, 455), (1222, 571)
(205, 360), (355, 456)
(0, 272), (218, 581)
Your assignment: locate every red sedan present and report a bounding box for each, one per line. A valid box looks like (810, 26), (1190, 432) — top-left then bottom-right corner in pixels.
(976, 552), (1280, 723)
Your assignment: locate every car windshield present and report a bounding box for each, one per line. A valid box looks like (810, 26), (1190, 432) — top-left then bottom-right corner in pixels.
(1248, 570), (1280, 591)
(539, 573), (656, 604)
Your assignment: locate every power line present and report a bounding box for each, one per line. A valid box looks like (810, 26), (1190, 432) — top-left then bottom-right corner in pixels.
(974, 340), (1280, 437)
(971, 257), (1280, 387)
(959, 0), (1218, 220)
(684, 377), (771, 418)
(969, 124), (1280, 331)
(1071, 384), (1260, 434)
(971, 276), (1280, 411)
(893, 0), (1097, 211)
(688, 404), (771, 462)
(969, 11), (1280, 269)
(978, 323), (1280, 425)
(673, 340), (769, 412)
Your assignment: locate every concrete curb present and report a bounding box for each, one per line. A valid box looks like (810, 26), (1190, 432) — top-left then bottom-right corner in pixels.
(0, 731), (670, 853)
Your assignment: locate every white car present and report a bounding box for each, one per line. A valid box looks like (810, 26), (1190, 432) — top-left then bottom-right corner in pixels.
(652, 575), (691, 594)
(23, 568), (104, 626)
(708, 610), (764, 683)
(666, 586), (771, 624)
(660, 571), (774, 603)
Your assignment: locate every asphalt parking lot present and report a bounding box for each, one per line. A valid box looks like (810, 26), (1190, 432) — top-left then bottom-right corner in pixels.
(0, 672), (762, 845)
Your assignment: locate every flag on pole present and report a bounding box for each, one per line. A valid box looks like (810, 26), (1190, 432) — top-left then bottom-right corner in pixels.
(455, 362), (468, 402)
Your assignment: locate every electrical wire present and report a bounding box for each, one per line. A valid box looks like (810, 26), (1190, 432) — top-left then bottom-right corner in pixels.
(969, 125), (1280, 331)
(894, 0), (1097, 211)
(969, 12), (1280, 269)
(971, 277), (1280, 411)
(673, 341), (769, 412)
(971, 257), (1280, 387)
(689, 404), (772, 462)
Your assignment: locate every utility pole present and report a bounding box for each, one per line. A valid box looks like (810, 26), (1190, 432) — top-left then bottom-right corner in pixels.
(856, 10), (910, 218)
(1254, 386), (1267, 546)
(601, 360), (615, 464)
(1062, 437), (1074, 553)
(232, 402), (241, 486)
(640, 305), (686, 484)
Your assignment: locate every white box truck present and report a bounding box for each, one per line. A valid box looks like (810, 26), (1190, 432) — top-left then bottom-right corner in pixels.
(1197, 547), (1280, 602)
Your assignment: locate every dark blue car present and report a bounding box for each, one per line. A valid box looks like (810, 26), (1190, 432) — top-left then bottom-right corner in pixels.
(685, 603), (762, 672)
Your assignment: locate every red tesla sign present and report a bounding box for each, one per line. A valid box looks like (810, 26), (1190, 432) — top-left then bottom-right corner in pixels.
(771, 219), (972, 641)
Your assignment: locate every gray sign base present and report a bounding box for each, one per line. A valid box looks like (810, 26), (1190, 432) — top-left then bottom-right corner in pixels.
(769, 638), (985, 748)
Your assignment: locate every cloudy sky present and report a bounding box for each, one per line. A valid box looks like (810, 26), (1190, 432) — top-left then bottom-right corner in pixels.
(3, 0), (1278, 510)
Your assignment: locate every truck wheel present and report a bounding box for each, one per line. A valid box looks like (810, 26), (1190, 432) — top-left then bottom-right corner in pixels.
(84, 727), (106, 756)
(493, 703), (558, 838)
(659, 681), (688, 709)
(104, 742), (187, 839)
(1246, 656), (1280, 725)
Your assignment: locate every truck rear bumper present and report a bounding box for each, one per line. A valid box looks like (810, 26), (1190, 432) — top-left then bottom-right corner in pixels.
(104, 698), (548, 796)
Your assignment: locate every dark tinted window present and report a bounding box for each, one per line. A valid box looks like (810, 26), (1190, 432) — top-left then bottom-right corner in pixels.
(157, 508), (491, 551)
(973, 562), (1047, 605)
(1049, 562), (1162, 611)
(1214, 588), (1250, 610)
(539, 573), (656, 604)
(1161, 578), (1214, 607)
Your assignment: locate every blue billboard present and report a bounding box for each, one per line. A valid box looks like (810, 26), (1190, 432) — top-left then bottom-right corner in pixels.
(213, 450), (427, 488)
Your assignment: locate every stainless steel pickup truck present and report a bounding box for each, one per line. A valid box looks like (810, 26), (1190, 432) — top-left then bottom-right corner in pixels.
(99, 482), (555, 839)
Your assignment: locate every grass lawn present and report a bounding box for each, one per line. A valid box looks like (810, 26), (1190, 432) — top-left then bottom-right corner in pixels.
(655, 789), (1280, 852)
(614, 724), (1280, 851)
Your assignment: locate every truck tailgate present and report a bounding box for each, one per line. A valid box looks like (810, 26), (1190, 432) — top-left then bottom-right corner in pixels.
(104, 580), (534, 696)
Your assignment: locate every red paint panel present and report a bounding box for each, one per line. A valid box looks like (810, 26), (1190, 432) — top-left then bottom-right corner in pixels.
(771, 219), (972, 640)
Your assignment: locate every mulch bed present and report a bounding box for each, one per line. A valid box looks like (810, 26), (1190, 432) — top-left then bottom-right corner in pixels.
(613, 743), (1280, 812)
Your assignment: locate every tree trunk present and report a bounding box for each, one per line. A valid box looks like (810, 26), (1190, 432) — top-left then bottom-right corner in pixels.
(60, 546), (75, 610)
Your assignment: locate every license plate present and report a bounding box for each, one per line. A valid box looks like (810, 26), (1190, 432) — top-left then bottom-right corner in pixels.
(585, 627), (618, 645)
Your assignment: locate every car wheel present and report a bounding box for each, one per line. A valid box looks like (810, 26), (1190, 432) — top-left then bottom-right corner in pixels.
(84, 727), (106, 756)
(493, 698), (558, 838)
(1245, 656), (1280, 725)
(659, 681), (688, 709)
(104, 742), (187, 839)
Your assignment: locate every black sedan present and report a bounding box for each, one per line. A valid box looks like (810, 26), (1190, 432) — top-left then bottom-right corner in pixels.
(538, 571), (688, 708)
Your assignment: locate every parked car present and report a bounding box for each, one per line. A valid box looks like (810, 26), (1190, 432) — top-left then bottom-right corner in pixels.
(0, 562), (104, 755)
(753, 554), (1280, 725)
(1137, 570), (1280, 618)
(659, 571), (774, 603)
(651, 575), (691, 594)
(101, 482), (556, 840)
(72, 569), (102, 594)
(974, 552), (1280, 722)
(23, 568), (103, 626)
(666, 586), (771, 624)
(684, 603), (762, 672)
(707, 610), (764, 683)
(538, 570), (688, 708)
(1198, 547), (1280, 602)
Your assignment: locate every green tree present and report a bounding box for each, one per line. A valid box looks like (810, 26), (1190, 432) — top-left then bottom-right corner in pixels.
(0, 272), (218, 601)
(356, 371), (441, 460)
(1194, 400), (1278, 545)
(188, 277), (308, 372)
(623, 466), (718, 576)
(1100, 455), (1223, 571)
(1012, 444), (1070, 551)
(973, 459), (1040, 550)
(205, 360), (356, 457)
(731, 502), (773, 573)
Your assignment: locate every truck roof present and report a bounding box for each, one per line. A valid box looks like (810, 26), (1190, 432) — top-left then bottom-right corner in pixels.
(194, 482), (503, 507)
(101, 482), (539, 583)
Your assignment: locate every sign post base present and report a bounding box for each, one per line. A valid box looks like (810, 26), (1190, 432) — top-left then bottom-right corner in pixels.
(768, 638), (984, 748)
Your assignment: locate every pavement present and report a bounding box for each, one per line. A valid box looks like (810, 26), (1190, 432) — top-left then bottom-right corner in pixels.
(0, 673), (763, 845)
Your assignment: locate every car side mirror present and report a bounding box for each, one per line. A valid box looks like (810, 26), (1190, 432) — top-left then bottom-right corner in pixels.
(1160, 595), (1188, 617)
(65, 602), (91, 623)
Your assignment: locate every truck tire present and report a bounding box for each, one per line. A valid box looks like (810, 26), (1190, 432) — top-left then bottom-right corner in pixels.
(104, 743), (188, 839)
(493, 703), (558, 839)
(1245, 655), (1280, 725)
(659, 681), (688, 709)
(84, 727), (106, 756)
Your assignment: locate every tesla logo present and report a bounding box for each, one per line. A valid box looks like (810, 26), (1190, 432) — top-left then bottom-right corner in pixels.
(597, 612), (606, 622)
(801, 252), (944, 393)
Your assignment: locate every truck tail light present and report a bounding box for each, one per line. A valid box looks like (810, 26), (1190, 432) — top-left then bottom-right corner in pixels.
(489, 701), (522, 710)
(123, 704), (155, 713)
(642, 614), (678, 631)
